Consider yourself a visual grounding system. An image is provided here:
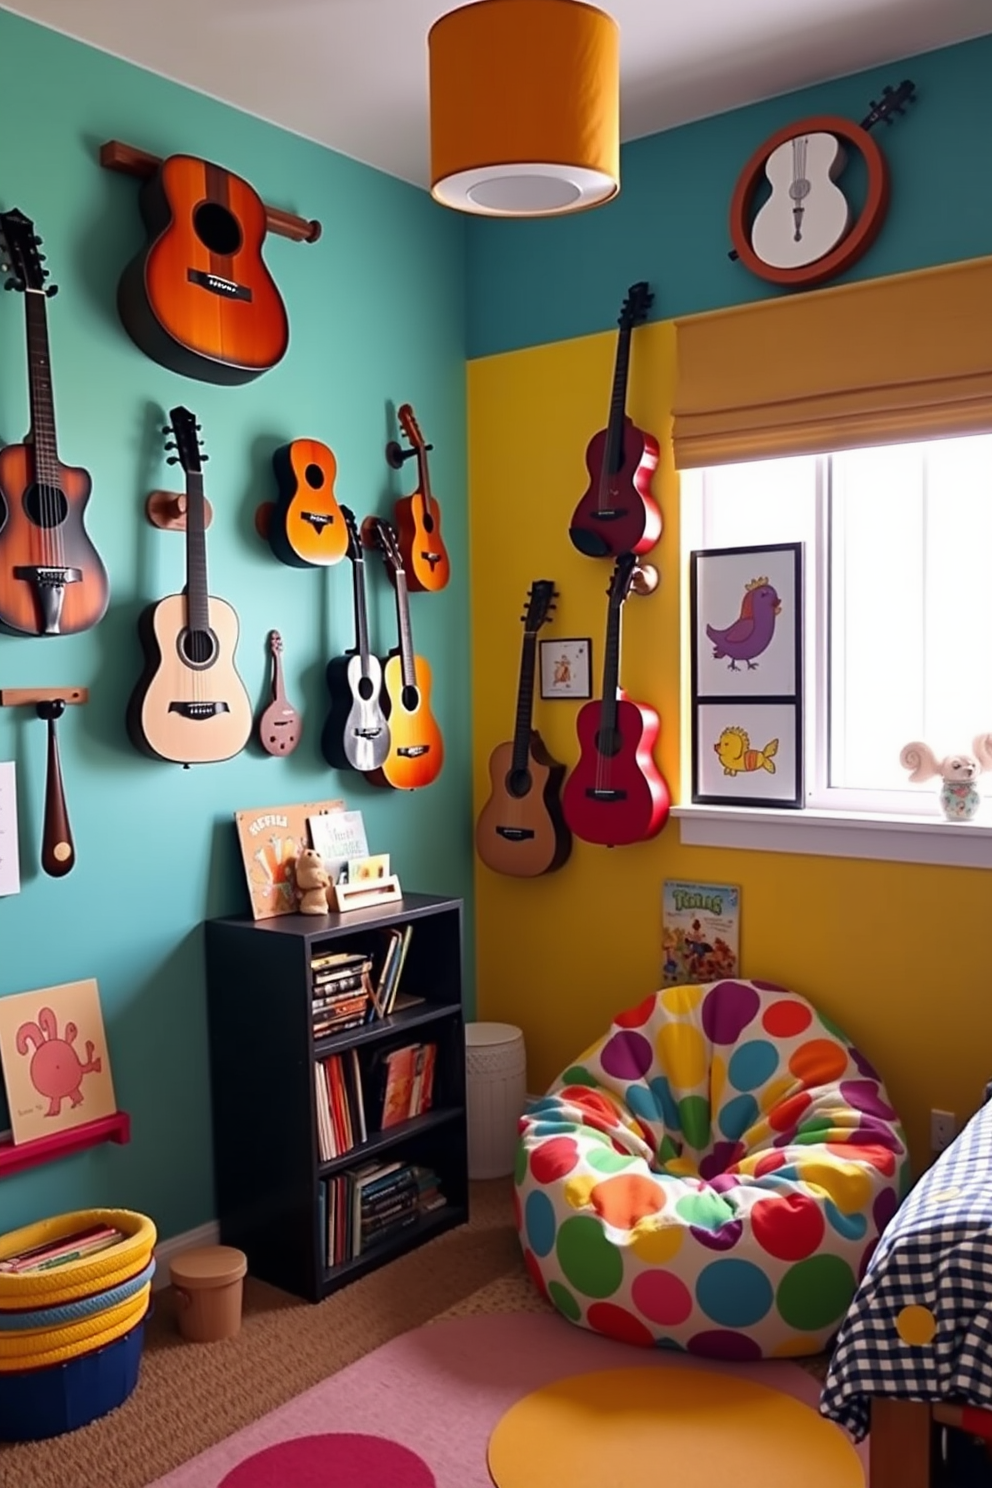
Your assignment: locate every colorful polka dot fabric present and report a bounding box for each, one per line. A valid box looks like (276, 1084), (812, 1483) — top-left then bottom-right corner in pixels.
(516, 979), (910, 1359)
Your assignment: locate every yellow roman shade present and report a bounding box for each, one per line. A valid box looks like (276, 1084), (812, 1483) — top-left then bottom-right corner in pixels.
(672, 255), (992, 468)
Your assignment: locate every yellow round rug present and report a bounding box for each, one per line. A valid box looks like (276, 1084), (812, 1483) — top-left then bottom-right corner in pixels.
(488, 1365), (864, 1488)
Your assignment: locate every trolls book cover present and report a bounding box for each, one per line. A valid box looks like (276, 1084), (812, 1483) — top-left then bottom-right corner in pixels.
(662, 881), (740, 987)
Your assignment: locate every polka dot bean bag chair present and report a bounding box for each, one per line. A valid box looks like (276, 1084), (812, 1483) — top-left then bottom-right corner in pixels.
(515, 979), (909, 1359)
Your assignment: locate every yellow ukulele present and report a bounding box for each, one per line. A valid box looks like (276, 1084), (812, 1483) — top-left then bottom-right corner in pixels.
(364, 517), (443, 790)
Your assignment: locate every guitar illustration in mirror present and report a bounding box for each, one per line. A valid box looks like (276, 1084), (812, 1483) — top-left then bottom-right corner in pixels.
(568, 281), (661, 560)
(257, 630), (302, 756)
(392, 404), (450, 592)
(476, 580), (571, 877)
(364, 516), (443, 790)
(562, 553), (670, 846)
(0, 208), (109, 636)
(321, 505), (390, 773)
(128, 407), (253, 765)
(267, 438), (348, 568)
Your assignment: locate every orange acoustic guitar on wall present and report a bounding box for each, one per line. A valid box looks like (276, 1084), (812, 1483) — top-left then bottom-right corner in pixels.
(117, 154), (289, 384)
(364, 517), (444, 790)
(391, 405), (450, 592)
(267, 438), (348, 568)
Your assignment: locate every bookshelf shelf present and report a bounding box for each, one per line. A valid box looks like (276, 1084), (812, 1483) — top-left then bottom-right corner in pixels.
(0, 1111), (131, 1178)
(204, 893), (468, 1303)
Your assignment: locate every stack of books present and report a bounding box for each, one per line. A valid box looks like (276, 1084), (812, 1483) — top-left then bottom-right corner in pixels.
(374, 1042), (438, 1129)
(311, 950), (373, 1038)
(0, 1221), (124, 1274)
(313, 1048), (368, 1162)
(319, 1160), (445, 1268)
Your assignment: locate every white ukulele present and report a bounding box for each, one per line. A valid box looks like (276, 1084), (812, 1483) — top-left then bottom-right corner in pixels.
(750, 132), (850, 270)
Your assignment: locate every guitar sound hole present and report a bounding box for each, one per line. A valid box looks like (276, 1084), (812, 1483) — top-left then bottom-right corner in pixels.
(23, 482), (68, 528)
(595, 727), (622, 758)
(507, 768), (533, 799)
(304, 463), (325, 490)
(358, 676), (375, 701)
(422, 512), (434, 533)
(401, 685), (420, 712)
(180, 627), (218, 669)
(193, 201), (243, 257)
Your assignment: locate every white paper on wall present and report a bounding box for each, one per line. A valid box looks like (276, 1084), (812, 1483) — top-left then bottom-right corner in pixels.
(0, 761), (21, 897)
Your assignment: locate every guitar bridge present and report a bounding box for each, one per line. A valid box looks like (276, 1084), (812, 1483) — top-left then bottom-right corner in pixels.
(589, 508), (629, 521)
(585, 787), (627, 801)
(354, 726), (384, 739)
(495, 826), (535, 841)
(302, 511), (335, 534)
(187, 269), (252, 302)
(168, 702), (231, 720)
(397, 744), (430, 757)
(12, 565), (82, 636)
(419, 551), (443, 569)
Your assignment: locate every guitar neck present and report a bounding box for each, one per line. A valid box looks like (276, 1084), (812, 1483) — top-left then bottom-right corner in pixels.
(415, 446), (435, 521)
(394, 568), (417, 690)
(271, 647), (287, 704)
(24, 290), (60, 486)
(510, 631), (539, 773)
(351, 554), (372, 668)
(602, 325), (632, 476)
(184, 472), (210, 632)
(600, 595), (625, 739)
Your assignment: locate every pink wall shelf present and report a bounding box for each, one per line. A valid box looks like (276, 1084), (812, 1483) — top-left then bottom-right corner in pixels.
(0, 1112), (131, 1177)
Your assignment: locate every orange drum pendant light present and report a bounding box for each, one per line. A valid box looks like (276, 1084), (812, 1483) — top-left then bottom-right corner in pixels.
(429, 0), (620, 217)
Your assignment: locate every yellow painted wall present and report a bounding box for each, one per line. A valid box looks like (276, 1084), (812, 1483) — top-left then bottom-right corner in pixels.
(468, 321), (992, 1172)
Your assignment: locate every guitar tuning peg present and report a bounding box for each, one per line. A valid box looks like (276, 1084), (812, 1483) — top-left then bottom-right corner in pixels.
(3, 278), (16, 291)
(161, 425), (172, 435)
(164, 440), (177, 450)
(32, 234), (42, 244)
(199, 453), (210, 462)
(166, 456), (180, 465)
(45, 284), (58, 297)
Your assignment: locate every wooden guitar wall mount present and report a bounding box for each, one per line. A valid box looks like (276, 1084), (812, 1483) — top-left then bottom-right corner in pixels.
(0, 687), (88, 877)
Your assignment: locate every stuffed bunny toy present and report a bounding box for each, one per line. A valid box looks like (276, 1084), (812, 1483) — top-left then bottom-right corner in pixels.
(899, 735), (992, 822)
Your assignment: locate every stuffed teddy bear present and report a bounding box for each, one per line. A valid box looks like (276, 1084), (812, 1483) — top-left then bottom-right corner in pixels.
(293, 846), (331, 914)
(900, 735), (992, 822)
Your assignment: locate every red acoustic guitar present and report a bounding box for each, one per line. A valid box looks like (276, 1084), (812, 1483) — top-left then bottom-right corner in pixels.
(562, 553), (670, 846)
(117, 154), (289, 384)
(568, 282), (661, 559)
(393, 405), (450, 592)
(0, 208), (109, 637)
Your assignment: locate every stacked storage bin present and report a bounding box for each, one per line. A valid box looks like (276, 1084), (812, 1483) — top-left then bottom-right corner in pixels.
(0, 1208), (156, 1441)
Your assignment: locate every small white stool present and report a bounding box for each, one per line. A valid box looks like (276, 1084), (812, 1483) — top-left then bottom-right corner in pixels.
(465, 1022), (527, 1179)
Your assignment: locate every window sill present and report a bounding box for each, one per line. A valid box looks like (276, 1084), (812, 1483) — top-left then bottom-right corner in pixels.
(672, 804), (992, 869)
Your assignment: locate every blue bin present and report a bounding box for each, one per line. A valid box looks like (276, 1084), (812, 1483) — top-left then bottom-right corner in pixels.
(0, 1320), (145, 1441)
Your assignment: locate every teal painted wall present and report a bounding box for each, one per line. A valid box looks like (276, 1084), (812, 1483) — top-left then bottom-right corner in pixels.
(467, 33), (992, 358)
(0, 10), (471, 1240)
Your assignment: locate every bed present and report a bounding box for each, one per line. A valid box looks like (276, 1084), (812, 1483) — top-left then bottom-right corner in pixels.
(821, 1090), (992, 1487)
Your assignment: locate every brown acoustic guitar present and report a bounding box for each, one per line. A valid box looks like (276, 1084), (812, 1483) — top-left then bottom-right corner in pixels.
(117, 154), (289, 384)
(0, 208), (109, 637)
(257, 631), (302, 755)
(267, 438), (348, 568)
(476, 581), (571, 877)
(364, 517), (444, 790)
(392, 405), (450, 592)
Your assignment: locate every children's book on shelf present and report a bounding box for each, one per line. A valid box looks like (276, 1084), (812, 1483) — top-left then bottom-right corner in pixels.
(0, 979), (117, 1145)
(661, 881), (740, 986)
(307, 809), (368, 882)
(375, 1041), (437, 1130)
(234, 798), (344, 920)
(320, 1160), (445, 1268)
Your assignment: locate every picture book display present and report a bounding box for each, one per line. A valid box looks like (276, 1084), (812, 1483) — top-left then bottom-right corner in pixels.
(662, 881), (740, 986)
(234, 799), (344, 919)
(0, 762), (19, 897)
(0, 978), (117, 1145)
(307, 809), (369, 881)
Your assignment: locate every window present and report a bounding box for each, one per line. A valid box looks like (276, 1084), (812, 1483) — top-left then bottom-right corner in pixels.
(681, 432), (992, 820)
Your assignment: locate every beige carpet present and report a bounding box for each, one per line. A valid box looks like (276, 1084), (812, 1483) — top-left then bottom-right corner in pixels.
(0, 1179), (829, 1488)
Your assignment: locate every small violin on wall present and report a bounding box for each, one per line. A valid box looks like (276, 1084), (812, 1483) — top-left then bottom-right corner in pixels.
(117, 153), (289, 384)
(0, 209), (109, 637)
(364, 516), (444, 790)
(268, 438), (348, 568)
(391, 404), (450, 592)
(258, 631), (302, 755)
(568, 282), (661, 560)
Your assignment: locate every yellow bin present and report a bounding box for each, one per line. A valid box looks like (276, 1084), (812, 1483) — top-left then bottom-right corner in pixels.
(169, 1245), (247, 1343)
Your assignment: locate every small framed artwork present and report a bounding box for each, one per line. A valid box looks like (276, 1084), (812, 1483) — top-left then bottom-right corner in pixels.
(691, 542), (802, 701)
(693, 699), (803, 808)
(540, 637), (592, 700)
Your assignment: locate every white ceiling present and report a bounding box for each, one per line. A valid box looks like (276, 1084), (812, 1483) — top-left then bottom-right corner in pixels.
(5, 0), (992, 188)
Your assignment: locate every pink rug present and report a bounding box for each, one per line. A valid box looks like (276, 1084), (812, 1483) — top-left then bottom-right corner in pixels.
(147, 1312), (868, 1488)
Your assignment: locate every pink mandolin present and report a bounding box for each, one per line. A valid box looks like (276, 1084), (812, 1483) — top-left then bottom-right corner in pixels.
(562, 553), (670, 846)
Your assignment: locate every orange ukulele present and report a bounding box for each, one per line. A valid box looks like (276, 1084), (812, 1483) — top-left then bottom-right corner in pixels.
(117, 154), (289, 384)
(0, 209), (109, 637)
(364, 517), (444, 790)
(391, 405), (450, 592)
(267, 439), (348, 568)
(476, 581), (571, 877)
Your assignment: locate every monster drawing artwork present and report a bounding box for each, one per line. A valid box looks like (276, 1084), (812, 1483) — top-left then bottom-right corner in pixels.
(16, 1008), (102, 1116)
(706, 576), (781, 671)
(0, 978), (116, 1143)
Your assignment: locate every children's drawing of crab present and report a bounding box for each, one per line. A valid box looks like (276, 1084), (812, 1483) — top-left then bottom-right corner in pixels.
(15, 1007), (102, 1117)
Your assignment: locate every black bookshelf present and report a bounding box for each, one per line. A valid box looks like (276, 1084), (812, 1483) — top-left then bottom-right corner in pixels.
(204, 892), (468, 1302)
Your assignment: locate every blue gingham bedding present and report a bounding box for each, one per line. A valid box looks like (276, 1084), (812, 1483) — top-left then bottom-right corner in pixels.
(821, 1094), (992, 1440)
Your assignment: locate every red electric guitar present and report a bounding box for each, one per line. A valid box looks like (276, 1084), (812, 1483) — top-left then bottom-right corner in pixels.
(568, 282), (661, 559)
(562, 553), (670, 846)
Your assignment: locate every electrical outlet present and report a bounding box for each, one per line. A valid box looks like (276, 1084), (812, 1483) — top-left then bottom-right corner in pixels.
(930, 1109), (957, 1153)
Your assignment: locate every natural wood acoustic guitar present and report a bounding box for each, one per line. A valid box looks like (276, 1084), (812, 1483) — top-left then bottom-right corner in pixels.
(476, 581), (571, 877)
(128, 408), (253, 765)
(117, 154), (289, 384)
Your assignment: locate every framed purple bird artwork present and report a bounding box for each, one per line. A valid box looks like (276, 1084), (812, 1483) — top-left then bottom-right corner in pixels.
(690, 542), (803, 808)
